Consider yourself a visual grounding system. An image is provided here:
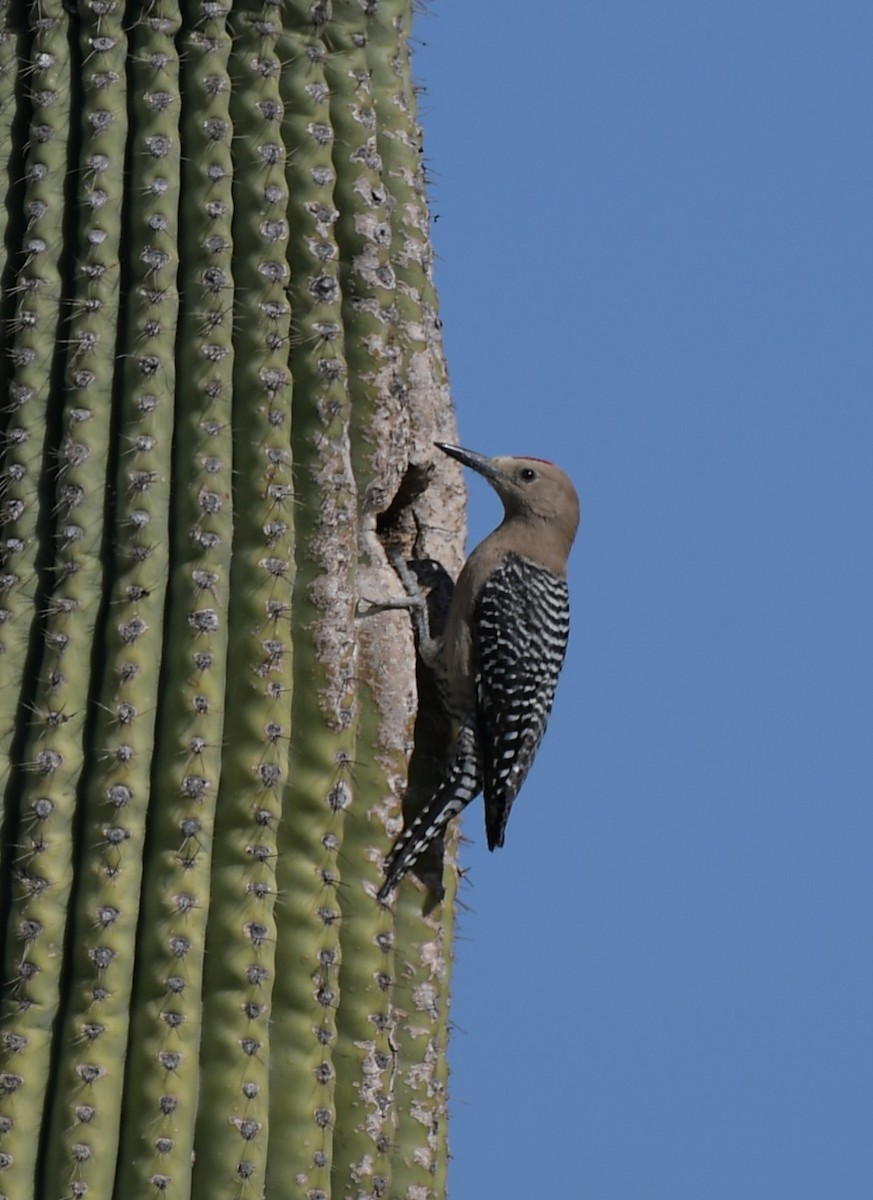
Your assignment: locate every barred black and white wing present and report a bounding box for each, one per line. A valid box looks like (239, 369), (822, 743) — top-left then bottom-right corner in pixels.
(473, 552), (571, 850)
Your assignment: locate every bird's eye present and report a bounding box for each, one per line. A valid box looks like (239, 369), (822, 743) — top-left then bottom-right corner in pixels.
(519, 467), (537, 482)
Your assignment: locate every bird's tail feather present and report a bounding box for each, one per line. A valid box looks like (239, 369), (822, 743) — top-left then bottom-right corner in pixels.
(377, 727), (481, 901)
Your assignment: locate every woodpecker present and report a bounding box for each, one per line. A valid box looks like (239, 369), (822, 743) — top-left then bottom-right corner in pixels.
(376, 442), (579, 900)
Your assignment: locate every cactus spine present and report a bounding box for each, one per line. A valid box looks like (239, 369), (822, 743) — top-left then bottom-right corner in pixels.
(0, 3), (465, 1199)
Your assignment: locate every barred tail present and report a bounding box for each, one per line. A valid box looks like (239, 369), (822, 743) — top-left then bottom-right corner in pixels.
(377, 725), (481, 901)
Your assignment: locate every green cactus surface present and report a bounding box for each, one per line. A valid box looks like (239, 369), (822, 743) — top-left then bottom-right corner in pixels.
(0, 3), (466, 1199)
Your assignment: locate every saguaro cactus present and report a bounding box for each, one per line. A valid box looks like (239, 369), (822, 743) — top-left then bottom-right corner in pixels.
(0, 3), (465, 1198)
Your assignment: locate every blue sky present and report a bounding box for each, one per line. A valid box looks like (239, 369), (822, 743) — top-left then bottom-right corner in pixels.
(413, 4), (873, 1196)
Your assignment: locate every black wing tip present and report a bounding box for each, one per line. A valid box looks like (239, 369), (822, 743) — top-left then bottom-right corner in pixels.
(376, 867), (445, 905)
(485, 825), (506, 852)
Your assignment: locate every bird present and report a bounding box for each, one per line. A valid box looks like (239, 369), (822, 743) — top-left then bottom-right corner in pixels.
(376, 441), (580, 901)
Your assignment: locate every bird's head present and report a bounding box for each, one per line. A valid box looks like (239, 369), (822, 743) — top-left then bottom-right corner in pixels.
(435, 442), (580, 547)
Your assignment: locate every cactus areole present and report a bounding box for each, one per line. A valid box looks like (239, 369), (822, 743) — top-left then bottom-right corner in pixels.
(0, 3), (465, 1198)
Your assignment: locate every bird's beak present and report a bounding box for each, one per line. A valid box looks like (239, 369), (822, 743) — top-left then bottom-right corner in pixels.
(434, 442), (505, 485)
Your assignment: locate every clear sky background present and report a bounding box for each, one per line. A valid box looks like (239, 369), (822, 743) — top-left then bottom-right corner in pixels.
(412, 4), (872, 1197)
